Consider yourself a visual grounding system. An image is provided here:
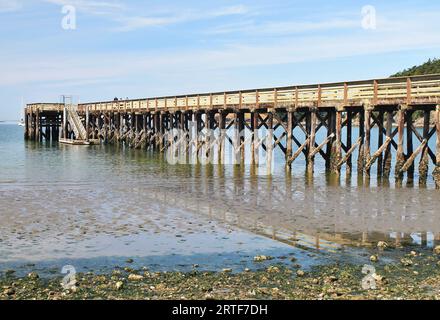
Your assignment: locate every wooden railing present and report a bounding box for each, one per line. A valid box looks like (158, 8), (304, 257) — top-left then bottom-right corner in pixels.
(26, 74), (440, 113)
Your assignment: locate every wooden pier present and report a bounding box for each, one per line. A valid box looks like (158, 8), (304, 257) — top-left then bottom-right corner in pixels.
(24, 74), (440, 186)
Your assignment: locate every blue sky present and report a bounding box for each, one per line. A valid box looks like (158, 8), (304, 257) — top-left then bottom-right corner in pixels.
(1, 0), (440, 120)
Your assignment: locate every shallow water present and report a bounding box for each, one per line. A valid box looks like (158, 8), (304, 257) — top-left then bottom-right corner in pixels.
(0, 124), (439, 276)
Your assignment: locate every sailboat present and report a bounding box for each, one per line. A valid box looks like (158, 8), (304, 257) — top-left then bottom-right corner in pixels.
(18, 97), (25, 126)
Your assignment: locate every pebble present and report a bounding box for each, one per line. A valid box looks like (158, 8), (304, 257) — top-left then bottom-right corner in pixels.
(222, 268), (232, 273)
(377, 241), (388, 250)
(27, 272), (39, 280)
(115, 281), (124, 290)
(267, 266), (280, 273)
(128, 274), (144, 281)
(434, 246), (440, 255)
(370, 255), (379, 263)
(4, 288), (15, 296)
(296, 270), (305, 277)
(254, 255), (273, 262)
(401, 258), (413, 267)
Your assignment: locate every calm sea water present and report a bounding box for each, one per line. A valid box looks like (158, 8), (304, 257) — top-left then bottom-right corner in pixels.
(0, 123), (439, 276)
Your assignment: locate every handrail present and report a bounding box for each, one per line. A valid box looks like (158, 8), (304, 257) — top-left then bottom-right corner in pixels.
(26, 74), (440, 113)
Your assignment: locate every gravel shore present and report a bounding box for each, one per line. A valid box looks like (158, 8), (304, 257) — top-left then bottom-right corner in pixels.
(2, 246), (440, 300)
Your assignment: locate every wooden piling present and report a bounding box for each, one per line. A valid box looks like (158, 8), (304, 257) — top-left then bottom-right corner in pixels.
(346, 111), (353, 175)
(286, 110), (293, 168)
(383, 111), (393, 178)
(395, 108), (405, 180)
(331, 110), (342, 173)
(36, 108), (40, 142)
(251, 110), (259, 166)
(357, 110), (365, 175)
(266, 111), (274, 175)
(419, 110), (430, 185)
(364, 108), (372, 175)
(377, 111), (384, 177)
(433, 105), (440, 188)
(307, 109), (317, 174)
(406, 110), (414, 181)
(218, 111), (226, 164)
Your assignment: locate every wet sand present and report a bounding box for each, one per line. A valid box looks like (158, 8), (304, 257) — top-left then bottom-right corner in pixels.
(1, 124), (440, 299)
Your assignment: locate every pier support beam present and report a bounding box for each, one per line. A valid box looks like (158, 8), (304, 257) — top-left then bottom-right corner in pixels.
(383, 111), (393, 178)
(36, 108), (40, 142)
(251, 110), (259, 166)
(357, 110), (365, 175)
(307, 109), (317, 174)
(364, 108), (372, 176)
(218, 110), (226, 164)
(286, 110), (293, 168)
(406, 110), (415, 182)
(346, 111), (353, 175)
(331, 110), (342, 173)
(395, 108), (405, 180)
(419, 110), (431, 185)
(266, 111), (274, 175)
(434, 105), (440, 188)
(377, 111), (384, 177)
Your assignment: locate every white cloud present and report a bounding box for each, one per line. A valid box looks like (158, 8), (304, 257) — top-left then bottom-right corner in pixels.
(207, 18), (359, 35)
(44, 0), (124, 15)
(0, 0), (22, 13)
(112, 5), (251, 31)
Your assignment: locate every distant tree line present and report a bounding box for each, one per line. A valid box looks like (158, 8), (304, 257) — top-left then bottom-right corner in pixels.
(391, 58), (440, 77)
(392, 58), (440, 120)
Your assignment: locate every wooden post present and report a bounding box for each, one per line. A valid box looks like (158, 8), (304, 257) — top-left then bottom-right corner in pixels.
(307, 109), (317, 174)
(395, 108), (405, 180)
(85, 106), (90, 142)
(36, 108), (40, 142)
(383, 111), (393, 178)
(180, 111), (187, 157)
(364, 108), (372, 176)
(357, 110), (365, 175)
(252, 110), (259, 166)
(195, 111), (202, 159)
(266, 111), (274, 175)
(377, 110), (384, 177)
(326, 110), (335, 169)
(218, 111), (226, 164)
(331, 110), (342, 173)
(24, 109), (28, 139)
(346, 111), (353, 175)
(419, 110), (430, 185)
(238, 111), (245, 164)
(233, 111), (240, 165)
(286, 110), (293, 168)
(406, 110), (414, 181)
(433, 105), (440, 188)
(142, 113), (147, 149)
(159, 112), (164, 151)
(205, 111), (214, 161)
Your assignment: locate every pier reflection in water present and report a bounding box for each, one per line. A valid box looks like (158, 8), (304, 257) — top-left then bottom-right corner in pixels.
(0, 124), (439, 275)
